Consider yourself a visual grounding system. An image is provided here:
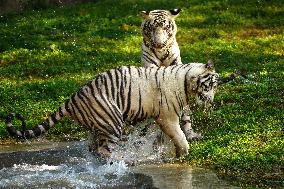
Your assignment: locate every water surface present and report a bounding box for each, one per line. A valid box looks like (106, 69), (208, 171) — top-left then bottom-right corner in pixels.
(0, 133), (240, 189)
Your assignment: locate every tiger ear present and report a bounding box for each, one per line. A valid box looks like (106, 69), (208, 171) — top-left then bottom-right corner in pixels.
(205, 60), (214, 70)
(141, 10), (150, 19)
(169, 8), (181, 17)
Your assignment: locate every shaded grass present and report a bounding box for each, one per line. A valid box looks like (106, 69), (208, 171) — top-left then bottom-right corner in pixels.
(0, 0), (283, 188)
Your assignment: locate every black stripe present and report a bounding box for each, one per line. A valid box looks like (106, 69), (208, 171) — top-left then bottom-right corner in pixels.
(115, 69), (121, 109)
(105, 71), (116, 100)
(184, 67), (192, 103)
(162, 68), (166, 81)
(130, 88), (142, 121)
(96, 78), (123, 134)
(143, 53), (159, 67)
(75, 92), (93, 127)
(164, 92), (170, 111)
(100, 100), (123, 137)
(179, 93), (185, 108)
(143, 50), (158, 62)
(137, 67), (142, 77)
(155, 67), (162, 89)
(23, 130), (32, 139)
(119, 68), (125, 110)
(42, 120), (50, 130)
(64, 100), (72, 115)
(33, 127), (42, 137)
(145, 68), (149, 79)
(170, 58), (177, 66)
(123, 67), (132, 120)
(59, 106), (64, 117)
(201, 75), (211, 86)
(129, 110), (136, 121)
(140, 107), (146, 120)
(170, 65), (176, 73)
(168, 51), (176, 60)
(159, 90), (163, 107)
(51, 113), (58, 124)
(101, 74), (110, 99)
(175, 92), (183, 110)
(202, 73), (211, 79)
(172, 102), (180, 117)
(143, 50), (153, 57)
(175, 65), (184, 78)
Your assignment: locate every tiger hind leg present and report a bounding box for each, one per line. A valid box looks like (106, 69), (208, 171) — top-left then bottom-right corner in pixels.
(88, 135), (117, 160)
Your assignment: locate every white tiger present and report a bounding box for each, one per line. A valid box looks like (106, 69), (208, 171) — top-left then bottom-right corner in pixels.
(141, 9), (182, 68)
(6, 62), (220, 159)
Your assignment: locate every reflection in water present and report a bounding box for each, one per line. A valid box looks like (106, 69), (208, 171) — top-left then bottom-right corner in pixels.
(0, 130), (240, 189)
(132, 164), (240, 189)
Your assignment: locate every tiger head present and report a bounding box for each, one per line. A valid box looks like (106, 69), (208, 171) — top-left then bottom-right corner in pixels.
(189, 61), (220, 107)
(141, 9), (181, 49)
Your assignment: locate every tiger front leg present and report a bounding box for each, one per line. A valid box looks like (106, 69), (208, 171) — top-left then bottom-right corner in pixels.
(181, 108), (202, 142)
(156, 115), (189, 158)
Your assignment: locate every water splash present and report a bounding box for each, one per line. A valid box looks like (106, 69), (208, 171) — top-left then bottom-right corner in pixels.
(110, 123), (175, 165)
(0, 151), (131, 189)
(0, 126), (174, 188)
(0, 139), (129, 188)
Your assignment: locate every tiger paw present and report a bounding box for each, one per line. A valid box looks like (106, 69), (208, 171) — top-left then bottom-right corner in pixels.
(182, 122), (203, 142)
(185, 131), (203, 142)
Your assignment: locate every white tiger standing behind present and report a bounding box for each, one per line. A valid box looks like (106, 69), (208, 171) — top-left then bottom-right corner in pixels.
(141, 9), (182, 67)
(140, 8), (203, 142)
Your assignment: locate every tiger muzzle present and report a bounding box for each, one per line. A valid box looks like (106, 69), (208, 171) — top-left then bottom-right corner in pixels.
(151, 41), (166, 49)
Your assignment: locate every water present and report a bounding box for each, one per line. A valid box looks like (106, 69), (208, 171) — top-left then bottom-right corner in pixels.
(0, 129), (240, 189)
(0, 141), (154, 189)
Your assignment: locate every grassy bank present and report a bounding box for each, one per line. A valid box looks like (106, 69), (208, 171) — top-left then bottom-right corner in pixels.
(0, 0), (283, 188)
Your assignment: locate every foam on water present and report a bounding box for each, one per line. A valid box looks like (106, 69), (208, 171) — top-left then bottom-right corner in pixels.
(0, 127), (169, 188)
(0, 156), (129, 188)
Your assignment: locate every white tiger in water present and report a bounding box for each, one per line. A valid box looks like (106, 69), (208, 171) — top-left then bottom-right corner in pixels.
(140, 9), (201, 141)
(6, 62), (220, 159)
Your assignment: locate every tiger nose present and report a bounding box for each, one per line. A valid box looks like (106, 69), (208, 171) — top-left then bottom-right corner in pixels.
(153, 43), (164, 48)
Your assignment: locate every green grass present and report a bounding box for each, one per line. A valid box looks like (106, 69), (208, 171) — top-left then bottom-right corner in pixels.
(0, 0), (283, 188)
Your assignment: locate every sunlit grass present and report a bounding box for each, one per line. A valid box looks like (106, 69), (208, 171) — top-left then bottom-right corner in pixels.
(0, 0), (283, 188)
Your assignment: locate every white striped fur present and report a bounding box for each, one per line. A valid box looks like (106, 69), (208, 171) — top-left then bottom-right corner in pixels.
(6, 63), (219, 158)
(141, 9), (182, 68)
